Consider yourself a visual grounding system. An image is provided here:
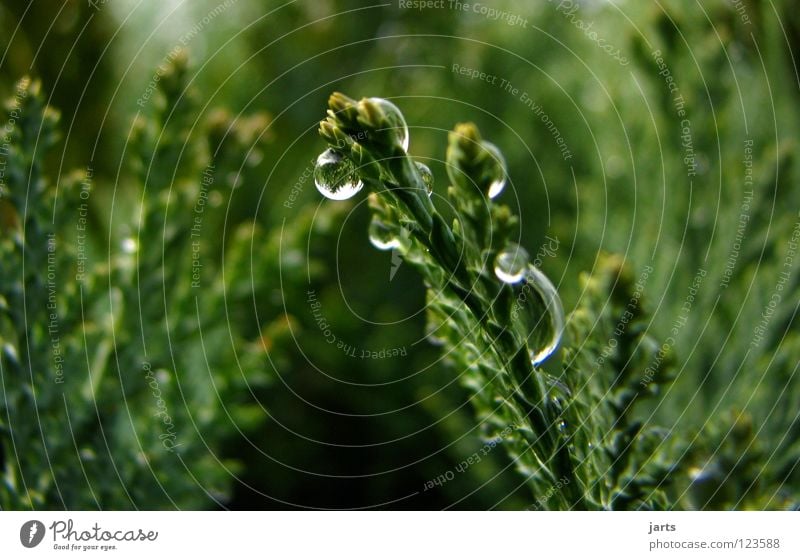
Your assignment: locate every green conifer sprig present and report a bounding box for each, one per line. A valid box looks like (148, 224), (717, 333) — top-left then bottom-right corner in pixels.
(318, 93), (587, 507)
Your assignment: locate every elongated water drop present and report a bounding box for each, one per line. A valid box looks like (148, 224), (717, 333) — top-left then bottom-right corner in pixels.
(526, 265), (565, 366)
(368, 217), (402, 251)
(483, 142), (507, 199)
(494, 243), (529, 284)
(369, 97), (409, 152)
(509, 264), (565, 367)
(415, 161), (434, 195)
(314, 149), (363, 200)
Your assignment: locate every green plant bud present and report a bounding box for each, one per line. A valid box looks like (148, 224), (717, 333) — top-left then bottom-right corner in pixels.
(447, 122), (507, 199)
(350, 97), (409, 154)
(368, 98), (409, 152)
(158, 47), (189, 98)
(356, 97), (383, 129)
(206, 108), (233, 155)
(447, 124), (477, 192)
(318, 119), (338, 144)
(319, 118), (353, 152)
(327, 91), (359, 125)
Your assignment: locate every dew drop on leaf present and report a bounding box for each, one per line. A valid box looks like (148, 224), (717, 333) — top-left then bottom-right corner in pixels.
(509, 264), (565, 367)
(314, 149), (364, 200)
(483, 141), (507, 199)
(368, 217), (402, 251)
(369, 97), (409, 152)
(415, 161), (434, 195)
(494, 243), (529, 284)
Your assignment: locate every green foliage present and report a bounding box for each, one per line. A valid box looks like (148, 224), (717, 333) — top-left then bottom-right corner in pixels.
(2, 0), (800, 511)
(0, 60), (274, 508)
(315, 90), (800, 510)
(317, 94), (652, 509)
(564, 254), (676, 509)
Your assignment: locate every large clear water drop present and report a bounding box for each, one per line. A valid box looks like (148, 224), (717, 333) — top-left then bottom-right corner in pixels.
(483, 141), (507, 199)
(369, 97), (409, 152)
(314, 149), (363, 200)
(510, 264), (565, 367)
(494, 243), (529, 284)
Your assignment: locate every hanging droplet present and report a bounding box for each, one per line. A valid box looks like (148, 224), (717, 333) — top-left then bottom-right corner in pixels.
(368, 217), (401, 251)
(482, 141), (507, 199)
(494, 243), (529, 284)
(369, 97), (409, 152)
(415, 161), (434, 195)
(526, 265), (565, 366)
(509, 265), (565, 367)
(314, 149), (364, 200)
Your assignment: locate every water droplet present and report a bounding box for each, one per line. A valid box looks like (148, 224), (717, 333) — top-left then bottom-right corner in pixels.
(494, 243), (529, 284)
(121, 237), (138, 254)
(369, 98), (409, 152)
(368, 217), (401, 251)
(415, 161), (434, 195)
(509, 265), (565, 367)
(483, 142), (507, 199)
(314, 149), (364, 200)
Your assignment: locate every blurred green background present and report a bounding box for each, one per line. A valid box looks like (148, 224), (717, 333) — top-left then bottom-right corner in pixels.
(1, 0), (799, 509)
